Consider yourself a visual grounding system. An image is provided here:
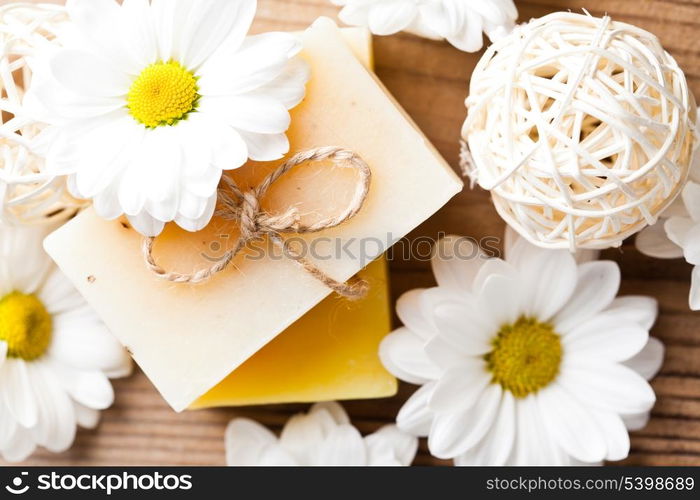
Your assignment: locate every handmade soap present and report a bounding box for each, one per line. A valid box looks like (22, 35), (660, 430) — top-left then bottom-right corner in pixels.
(195, 28), (391, 408)
(45, 18), (463, 412)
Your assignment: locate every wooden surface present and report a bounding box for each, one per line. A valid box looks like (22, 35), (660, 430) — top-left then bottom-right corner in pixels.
(16, 0), (700, 466)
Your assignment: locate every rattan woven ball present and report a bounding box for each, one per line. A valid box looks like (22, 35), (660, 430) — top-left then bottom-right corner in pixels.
(462, 12), (697, 250)
(0, 3), (83, 226)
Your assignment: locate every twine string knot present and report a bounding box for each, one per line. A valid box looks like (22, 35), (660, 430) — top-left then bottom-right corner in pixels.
(142, 146), (372, 299)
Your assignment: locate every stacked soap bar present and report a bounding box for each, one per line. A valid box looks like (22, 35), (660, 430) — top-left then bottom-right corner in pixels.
(45, 19), (463, 412)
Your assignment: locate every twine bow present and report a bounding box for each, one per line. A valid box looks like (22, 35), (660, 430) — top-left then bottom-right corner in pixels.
(142, 146), (372, 299)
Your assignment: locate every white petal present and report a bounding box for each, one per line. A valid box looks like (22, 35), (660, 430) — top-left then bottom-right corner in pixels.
(337, 2), (372, 27)
(208, 122), (249, 171)
(183, 113), (249, 171)
(252, 57), (310, 109)
(538, 385), (607, 463)
(38, 268), (85, 315)
(518, 248), (578, 321)
(445, 4), (485, 52)
(238, 131), (290, 162)
(396, 289), (437, 340)
(691, 266), (700, 310)
(0, 225), (52, 294)
(119, 0), (158, 68)
(365, 425), (417, 466)
(396, 382), (436, 436)
(431, 301), (493, 356)
(126, 212), (166, 237)
(198, 95), (291, 135)
(177, 0), (256, 70)
(50, 309), (131, 376)
(74, 402), (101, 429)
(93, 181), (124, 220)
(315, 424), (367, 465)
(380, 328), (440, 384)
(510, 394), (558, 464)
(65, 0), (138, 73)
(429, 384), (501, 459)
(50, 50), (130, 97)
(175, 194), (217, 233)
(622, 412), (650, 432)
(225, 418), (289, 466)
(604, 296), (658, 331)
(424, 334), (470, 370)
(682, 180), (700, 222)
(472, 257), (518, 292)
(150, 0), (188, 61)
(198, 33), (303, 96)
(27, 73), (125, 123)
(118, 164), (147, 217)
(256, 445), (299, 466)
(554, 261), (621, 333)
(51, 362), (114, 410)
(559, 362), (656, 415)
(368, 1), (417, 35)
(680, 225), (700, 265)
(177, 190), (210, 220)
(623, 337), (664, 380)
(0, 398), (17, 447)
(0, 343), (7, 370)
(453, 390), (515, 466)
(1, 429), (36, 463)
(431, 235), (485, 292)
(589, 410), (630, 462)
(32, 362), (77, 453)
(475, 272), (522, 326)
(1, 361), (38, 428)
(664, 216), (695, 248)
(43, 112), (130, 179)
(138, 130), (183, 221)
(564, 317), (649, 363)
(73, 114), (144, 199)
(176, 121), (214, 178)
(429, 362), (490, 413)
(636, 221), (684, 259)
(279, 408), (331, 463)
(310, 401), (350, 427)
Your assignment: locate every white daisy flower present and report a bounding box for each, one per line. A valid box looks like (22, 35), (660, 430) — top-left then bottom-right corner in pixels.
(380, 231), (664, 465)
(331, 0), (518, 52)
(0, 223), (131, 462)
(225, 402), (418, 466)
(26, 0), (309, 237)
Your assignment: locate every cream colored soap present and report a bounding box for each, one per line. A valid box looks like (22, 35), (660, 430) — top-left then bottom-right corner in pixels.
(45, 18), (463, 412)
(193, 27), (394, 409)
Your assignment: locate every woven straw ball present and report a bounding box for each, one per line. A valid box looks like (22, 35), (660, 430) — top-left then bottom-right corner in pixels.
(462, 12), (696, 250)
(0, 3), (82, 226)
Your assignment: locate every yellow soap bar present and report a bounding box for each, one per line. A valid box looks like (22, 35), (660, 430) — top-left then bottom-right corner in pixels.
(45, 19), (463, 412)
(193, 257), (393, 408)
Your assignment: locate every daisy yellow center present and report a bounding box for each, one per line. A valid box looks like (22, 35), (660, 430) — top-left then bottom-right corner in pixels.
(127, 61), (199, 128)
(485, 316), (562, 398)
(0, 291), (52, 361)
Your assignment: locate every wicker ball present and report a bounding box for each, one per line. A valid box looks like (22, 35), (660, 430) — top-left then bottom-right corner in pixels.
(462, 12), (697, 250)
(0, 3), (83, 226)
